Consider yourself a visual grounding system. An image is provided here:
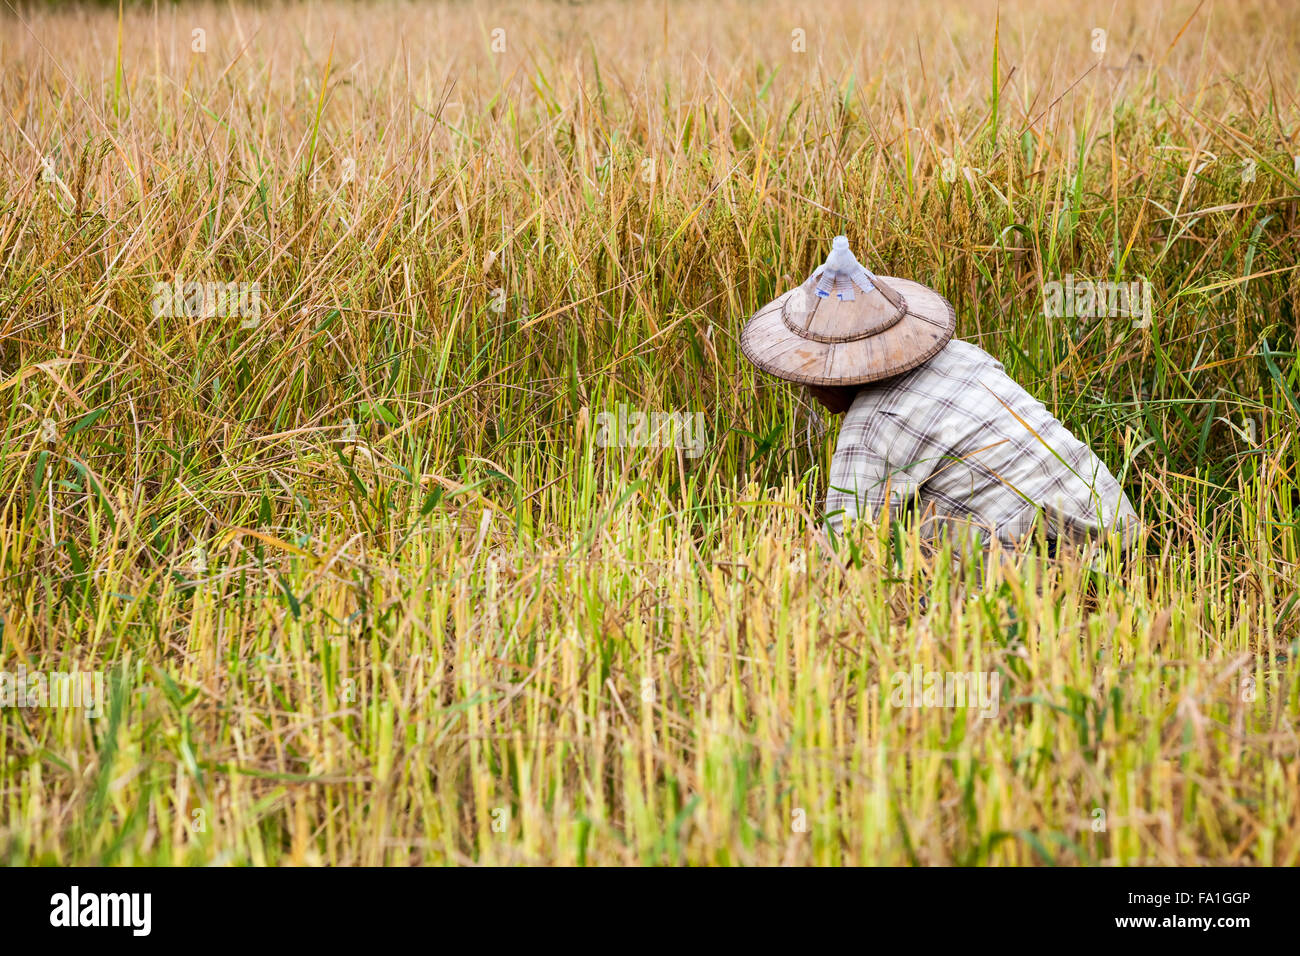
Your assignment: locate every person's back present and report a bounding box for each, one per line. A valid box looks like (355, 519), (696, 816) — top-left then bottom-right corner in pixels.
(824, 339), (1139, 549)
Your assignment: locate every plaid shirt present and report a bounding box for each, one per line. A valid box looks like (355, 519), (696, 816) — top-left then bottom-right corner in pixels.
(825, 339), (1139, 547)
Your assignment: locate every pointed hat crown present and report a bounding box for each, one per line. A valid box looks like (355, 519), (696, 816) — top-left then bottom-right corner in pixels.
(781, 235), (908, 343)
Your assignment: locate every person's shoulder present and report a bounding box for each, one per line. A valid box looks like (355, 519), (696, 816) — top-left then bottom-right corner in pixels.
(920, 338), (1008, 379)
(937, 338), (1005, 372)
(848, 339), (1006, 409)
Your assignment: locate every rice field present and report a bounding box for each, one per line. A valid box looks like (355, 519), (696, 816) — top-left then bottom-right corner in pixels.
(0, 0), (1297, 865)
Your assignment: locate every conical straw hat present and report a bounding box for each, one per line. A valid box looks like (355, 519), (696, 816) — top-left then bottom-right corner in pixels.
(740, 236), (955, 386)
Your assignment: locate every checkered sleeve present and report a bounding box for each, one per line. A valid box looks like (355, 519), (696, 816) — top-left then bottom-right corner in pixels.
(1036, 442), (1143, 548)
(824, 395), (932, 531)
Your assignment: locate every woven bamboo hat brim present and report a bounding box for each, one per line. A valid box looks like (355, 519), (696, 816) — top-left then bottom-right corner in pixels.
(740, 236), (955, 386)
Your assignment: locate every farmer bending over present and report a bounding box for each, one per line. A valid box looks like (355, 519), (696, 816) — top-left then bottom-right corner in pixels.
(740, 236), (1139, 552)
